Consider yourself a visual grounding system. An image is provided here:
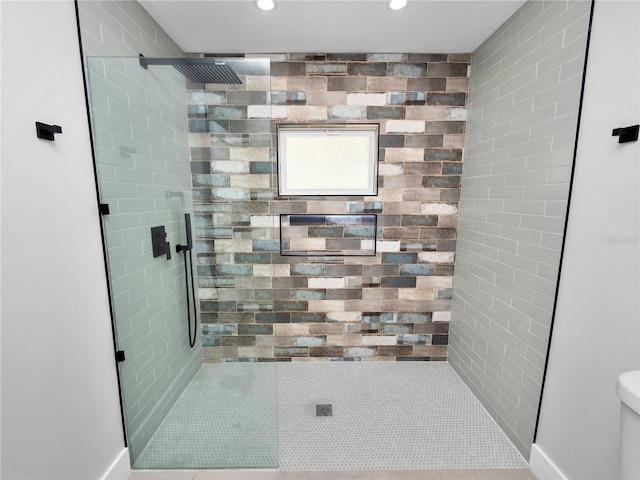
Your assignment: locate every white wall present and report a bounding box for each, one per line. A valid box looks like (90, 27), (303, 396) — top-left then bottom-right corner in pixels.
(532, 1), (640, 479)
(0, 1), (127, 479)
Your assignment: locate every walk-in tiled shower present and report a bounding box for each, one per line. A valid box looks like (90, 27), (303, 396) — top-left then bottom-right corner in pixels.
(79, 0), (592, 474)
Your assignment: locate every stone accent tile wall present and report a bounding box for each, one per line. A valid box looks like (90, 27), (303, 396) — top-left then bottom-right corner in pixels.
(188, 53), (469, 362)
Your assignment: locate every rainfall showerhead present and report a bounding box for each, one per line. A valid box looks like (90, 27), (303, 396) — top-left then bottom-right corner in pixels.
(139, 56), (243, 84)
(173, 62), (242, 84)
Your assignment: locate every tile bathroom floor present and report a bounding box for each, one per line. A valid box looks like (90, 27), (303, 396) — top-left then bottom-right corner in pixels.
(129, 362), (534, 479)
(128, 468), (536, 479)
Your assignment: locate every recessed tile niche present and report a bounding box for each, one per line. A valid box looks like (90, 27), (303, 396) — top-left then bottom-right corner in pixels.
(280, 214), (377, 256)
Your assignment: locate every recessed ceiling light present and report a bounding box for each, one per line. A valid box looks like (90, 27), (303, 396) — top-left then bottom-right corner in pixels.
(256, 0), (276, 11)
(388, 0), (408, 10)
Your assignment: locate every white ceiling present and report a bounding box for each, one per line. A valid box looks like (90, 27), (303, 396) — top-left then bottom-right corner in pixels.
(138, 0), (528, 54)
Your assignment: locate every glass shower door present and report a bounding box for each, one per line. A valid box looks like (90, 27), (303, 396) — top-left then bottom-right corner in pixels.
(86, 56), (278, 469)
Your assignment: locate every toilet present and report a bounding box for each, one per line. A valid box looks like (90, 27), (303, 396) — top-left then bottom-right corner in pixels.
(616, 370), (640, 479)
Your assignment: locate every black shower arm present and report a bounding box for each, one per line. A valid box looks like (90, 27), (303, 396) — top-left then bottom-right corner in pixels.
(139, 56), (228, 69)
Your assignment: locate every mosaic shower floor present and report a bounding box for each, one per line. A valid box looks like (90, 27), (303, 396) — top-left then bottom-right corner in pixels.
(134, 362), (528, 471)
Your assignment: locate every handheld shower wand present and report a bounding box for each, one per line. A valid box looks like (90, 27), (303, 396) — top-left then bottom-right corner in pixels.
(176, 213), (198, 348)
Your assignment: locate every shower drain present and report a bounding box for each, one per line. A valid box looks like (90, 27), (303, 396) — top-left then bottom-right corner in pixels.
(316, 404), (333, 416)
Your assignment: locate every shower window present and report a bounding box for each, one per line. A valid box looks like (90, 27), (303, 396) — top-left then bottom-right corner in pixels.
(276, 123), (379, 196)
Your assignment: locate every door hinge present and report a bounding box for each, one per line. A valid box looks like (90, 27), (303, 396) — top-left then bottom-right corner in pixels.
(115, 350), (126, 362)
(99, 203), (110, 215)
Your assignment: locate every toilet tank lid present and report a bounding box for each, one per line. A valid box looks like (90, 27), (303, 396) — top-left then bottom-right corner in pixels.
(617, 370), (640, 415)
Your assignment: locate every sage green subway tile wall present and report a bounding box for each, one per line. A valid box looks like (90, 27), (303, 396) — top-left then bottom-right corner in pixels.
(78, 1), (202, 465)
(449, 0), (591, 458)
(188, 53), (469, 362)
(77, 0), (182, 57)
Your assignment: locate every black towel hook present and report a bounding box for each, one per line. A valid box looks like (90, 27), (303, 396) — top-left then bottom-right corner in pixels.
(612, 124), (639, 144)
(36, 122), (63, 141)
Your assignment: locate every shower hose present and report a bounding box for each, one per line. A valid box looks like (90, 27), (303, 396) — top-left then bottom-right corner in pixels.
(180, 246), (198, 348)
(177, 213), (198, 348)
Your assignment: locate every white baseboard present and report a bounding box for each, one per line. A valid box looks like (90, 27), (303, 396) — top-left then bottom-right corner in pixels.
(100, 447), (131, 480)
(530, 444), (568, 480)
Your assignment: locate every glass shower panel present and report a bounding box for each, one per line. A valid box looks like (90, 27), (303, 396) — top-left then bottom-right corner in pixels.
(86, 57), (278, 469)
